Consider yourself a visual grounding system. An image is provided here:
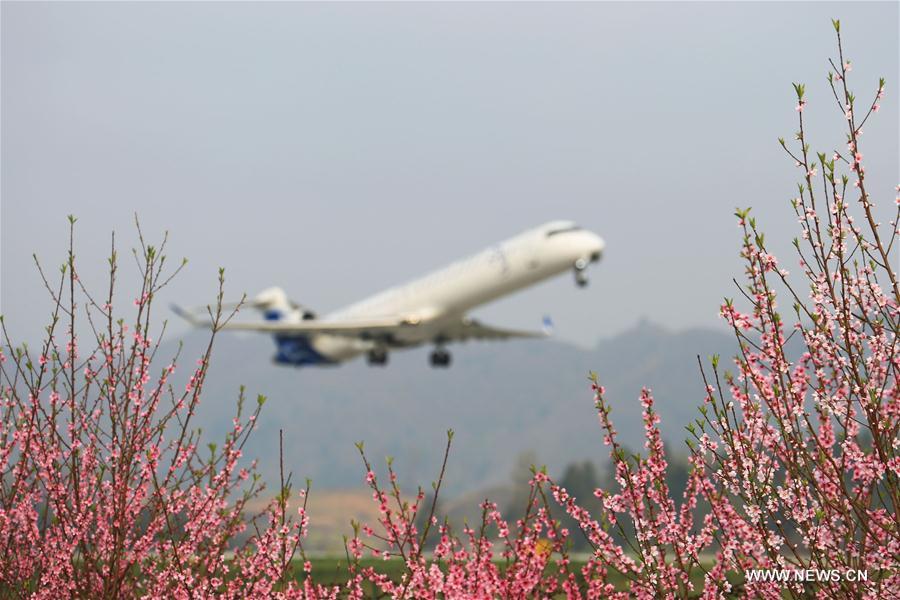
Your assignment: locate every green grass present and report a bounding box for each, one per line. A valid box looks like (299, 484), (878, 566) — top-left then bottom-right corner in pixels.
(300, 557), (408, 587)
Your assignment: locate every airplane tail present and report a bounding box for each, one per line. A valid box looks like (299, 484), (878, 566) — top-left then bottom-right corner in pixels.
(171, 286), (309, 326)
(247, 287), (318, 322)
(251, 287), (294, 321)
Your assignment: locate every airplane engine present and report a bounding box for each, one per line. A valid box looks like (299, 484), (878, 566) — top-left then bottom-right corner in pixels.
(274, 335), (333, 366)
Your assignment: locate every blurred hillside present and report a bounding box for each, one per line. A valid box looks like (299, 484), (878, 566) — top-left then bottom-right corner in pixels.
(168, 318), (737, 500)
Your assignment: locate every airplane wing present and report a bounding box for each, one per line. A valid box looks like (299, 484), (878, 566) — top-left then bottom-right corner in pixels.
(439, 317), (551, 342)
(173, 305), (549, 342)
(172, 304), (415, 338)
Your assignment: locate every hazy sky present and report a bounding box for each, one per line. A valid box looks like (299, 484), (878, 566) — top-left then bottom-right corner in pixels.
(2, 2), (898, 348)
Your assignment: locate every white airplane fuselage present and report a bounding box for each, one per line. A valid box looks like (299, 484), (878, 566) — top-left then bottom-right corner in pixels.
(276, 221), (605, 365)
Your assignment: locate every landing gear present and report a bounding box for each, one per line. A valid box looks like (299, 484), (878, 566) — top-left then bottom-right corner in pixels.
(574, 257), (589, 288)
(367, 347), (388, 366)
(429, 348), (451, 368)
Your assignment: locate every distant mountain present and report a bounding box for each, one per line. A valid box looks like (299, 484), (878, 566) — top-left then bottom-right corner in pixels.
(170, 319), (738, 499)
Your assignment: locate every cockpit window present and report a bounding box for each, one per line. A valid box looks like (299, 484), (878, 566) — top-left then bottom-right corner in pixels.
(546, 225), (581, 237)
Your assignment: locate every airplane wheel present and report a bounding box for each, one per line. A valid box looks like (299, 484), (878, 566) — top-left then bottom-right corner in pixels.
(367, 349), (388, 366)
(429, 349), (451, 368)
(575, 269), (589, 287)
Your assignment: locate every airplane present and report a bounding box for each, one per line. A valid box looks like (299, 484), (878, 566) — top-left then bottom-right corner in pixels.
(173, 220), (604, 368)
